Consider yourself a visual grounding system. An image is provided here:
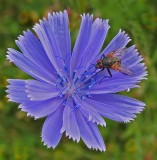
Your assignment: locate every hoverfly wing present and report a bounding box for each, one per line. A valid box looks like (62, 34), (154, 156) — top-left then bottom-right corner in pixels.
(107, 47), (127, 59)
(110, 62), (134, 76)
(116, 66), (134, 76)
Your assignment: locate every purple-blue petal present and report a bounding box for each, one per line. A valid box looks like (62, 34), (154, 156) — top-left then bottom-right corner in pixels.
(73, 19), (110, 78)
(75, 109), (106, 151)
(61, 98), (80, 142)
(33, 12), (71, 76)
(92, 29), (130, 65)
(42, 105), (63, 148)
(25, 80), (59, 100)
(19, 97), (62, 119)
(48, 11), (71, 68)
(90, 79), (139, 94)
(7, 49), (56, 85)
(74, 96), (106, 126)
(7, 79), (25, 92)
(70, 14), (93, 76)
(15, 30), (56, 73)
(82, 19), (109, 67)
(90, 45), (147, 92)
(6, 79), (29, 103)
(7, 92), (28, 103)
(85, 94), (145, 122)
(101, 29), (130, 55)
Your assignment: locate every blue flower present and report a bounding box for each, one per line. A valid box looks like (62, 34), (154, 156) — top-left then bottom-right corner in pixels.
(6, 10), (147, 151)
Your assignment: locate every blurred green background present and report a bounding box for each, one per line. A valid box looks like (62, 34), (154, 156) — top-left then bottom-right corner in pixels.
(0, 0), (157, 159)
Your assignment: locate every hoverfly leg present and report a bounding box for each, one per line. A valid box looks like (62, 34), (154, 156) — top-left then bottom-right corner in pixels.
(99, 68), (112, 84)
(101, 54), (105, 59)
(91, 68), (104, 80)
(107, 68), (112, 77)
(99, 77), (105, 84)
(96, 68), (105, 77)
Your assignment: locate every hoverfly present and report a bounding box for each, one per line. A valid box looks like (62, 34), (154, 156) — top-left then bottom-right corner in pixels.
(95, 48), (134, 81)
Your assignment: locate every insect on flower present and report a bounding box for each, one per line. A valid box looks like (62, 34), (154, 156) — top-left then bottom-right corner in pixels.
(95, 48), (134, 81)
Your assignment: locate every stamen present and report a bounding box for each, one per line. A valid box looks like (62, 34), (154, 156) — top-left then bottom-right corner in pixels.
(58, 92), (64, 97)
(55, 63), (97, 104)
(72, 71), (76, 79)
(81, 96), (86, 100)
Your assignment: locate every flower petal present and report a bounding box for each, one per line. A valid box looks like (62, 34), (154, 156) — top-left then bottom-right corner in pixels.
(19, 97), (62, 119)
(6, 79), (29, 103)
(7, 49), (56, 85)
(61, 98), (80, 142)
(86, 94), (145, 122)
(92, 29), (130, 66)
(90, 45), (147, 93)
(74, 19), (109, 78)
(116, 45), (147, 79)
(15, 30), (56, 73)
(25, 80), (59, 100)
(83, 19), (109, 66)
(48, 10), (71, 68)
(75, 109), (106, 151)
(74, 96), (106, 127)
(42, 105), (63, 148)
(70, 14), (93, 76)
(70, 15), (109, 78)
(90, 78), (139, 94)
(33, 11), (71, 76)
(7, 79), (25, 92)
(101, 29), (130, 55)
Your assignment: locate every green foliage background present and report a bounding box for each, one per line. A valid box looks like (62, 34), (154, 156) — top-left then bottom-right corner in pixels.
(0, 0), (157, 159)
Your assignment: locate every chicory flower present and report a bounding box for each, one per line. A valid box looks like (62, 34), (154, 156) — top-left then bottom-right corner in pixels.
(6, 10), (147, 151)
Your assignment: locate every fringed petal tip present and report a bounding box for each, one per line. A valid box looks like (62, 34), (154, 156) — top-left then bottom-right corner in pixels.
(80, 13), (93, 20)
(48, 9), (68, 18)
(88, 115), (106, 127)
(124, 105), (145, 123)
(104, 19), (110, 30)
(6, 50), (13, 62)
(26, 112), (34, 118)
(80, 14), (110, 32)
(66, 133), (80, 143)
(123, 106), (144, 123)
(87, 144), (106, 152)
(19, 107), (38, 120)
(100, 28), (131, 57)
(60, 128), (80, 143)
(33, 10), (69, 30)
(42, 141), (55, 149)
(6, 49), (19, 63)
(6, 98), (13, 102)
(94, 18), (110, 31)
(118, 29), (131, 42)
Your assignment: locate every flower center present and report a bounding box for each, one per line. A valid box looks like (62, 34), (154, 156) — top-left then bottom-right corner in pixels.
(62, 83), (75, 97)
(55, 63), (98, 100)
(56, 75), (96, 101)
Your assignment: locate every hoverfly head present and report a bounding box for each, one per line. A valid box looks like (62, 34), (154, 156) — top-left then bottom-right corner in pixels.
(95, 60), (104, 69)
